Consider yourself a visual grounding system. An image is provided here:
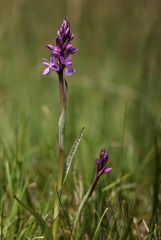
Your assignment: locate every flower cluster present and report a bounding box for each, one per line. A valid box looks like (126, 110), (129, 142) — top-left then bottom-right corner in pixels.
(96, 149), (112, 178)
(42, 18), (78, 76)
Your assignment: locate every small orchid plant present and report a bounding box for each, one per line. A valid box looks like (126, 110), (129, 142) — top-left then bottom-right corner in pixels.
(73, 149), (112, 235)
(42, 18), (112, 239)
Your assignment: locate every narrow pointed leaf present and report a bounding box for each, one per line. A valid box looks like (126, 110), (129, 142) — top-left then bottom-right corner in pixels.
(93, 208), (108, 240)
(63, 127), (85, 185)
(102, 173), (129, 192)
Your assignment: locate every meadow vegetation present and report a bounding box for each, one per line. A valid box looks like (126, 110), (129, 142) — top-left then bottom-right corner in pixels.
(0, 0), (161, 239)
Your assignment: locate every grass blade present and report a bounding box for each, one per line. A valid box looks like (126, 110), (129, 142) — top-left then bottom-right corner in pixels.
(14, 195), (53, 240)
(5, 161), (13, 196)
(1, 196), (5, 240)
(102, 173), (129, 192)
(93, 208), (108, 240)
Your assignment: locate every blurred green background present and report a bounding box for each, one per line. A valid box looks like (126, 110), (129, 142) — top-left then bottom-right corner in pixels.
(0, 0), (161, 237)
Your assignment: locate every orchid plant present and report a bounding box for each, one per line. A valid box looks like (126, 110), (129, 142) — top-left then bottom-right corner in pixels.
(42, 18), (78, 238)
(73, 149), (112, 235)
(42, 18), (112, 239)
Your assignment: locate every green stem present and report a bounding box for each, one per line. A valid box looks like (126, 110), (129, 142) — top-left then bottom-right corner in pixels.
(72, 176), (99, 237)
(53, 72), (67, 239)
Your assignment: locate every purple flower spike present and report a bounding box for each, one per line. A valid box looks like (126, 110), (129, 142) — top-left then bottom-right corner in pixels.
(42, 18), (78, 76)
(96, 149), (112, 178)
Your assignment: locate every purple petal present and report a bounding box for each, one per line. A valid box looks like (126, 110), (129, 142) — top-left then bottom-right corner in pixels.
(50, 55), (55, 63)
(53, 53), (60, 58)
(52, 47), (60, 58)
(51, 65), (59, 72)
(66, 44), (72, 50)
(56, 37), (62, 46)
(42, 58), (50, 65)
(96, 158), (99, 165)
(57, 30), (61, 37)
(69, 47), (78, 54)
(63, 19), (68, 28)
(65, 65), (75, 76)
(70, 33), (74, 40)
(42, 67), (50, 75)
(60, 56), (65, 64)
(43, 61), (50, 66)
(48, 56), (57, 68)
(65, 57), (72, 66)
(46, 44), (55, 51)
(66, 29), (70, 36)
(103, 167), (112, 174)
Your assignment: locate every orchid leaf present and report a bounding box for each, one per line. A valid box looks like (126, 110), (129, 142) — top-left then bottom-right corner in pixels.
(63, 127), (85, 185)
